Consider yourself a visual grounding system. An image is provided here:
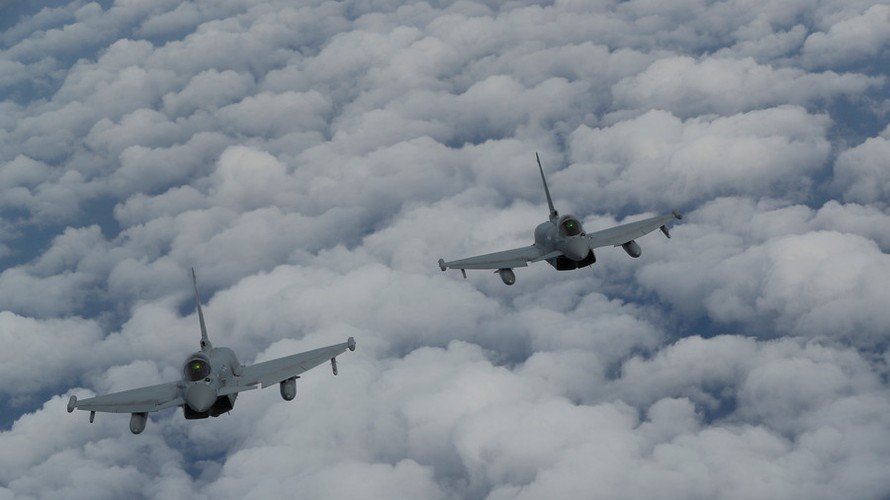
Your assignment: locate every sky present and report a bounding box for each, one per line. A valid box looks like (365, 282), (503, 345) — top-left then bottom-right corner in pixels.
(1, 0), (889, 498)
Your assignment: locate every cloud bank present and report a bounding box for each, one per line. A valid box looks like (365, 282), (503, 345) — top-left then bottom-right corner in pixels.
(1, 0), (888, 499)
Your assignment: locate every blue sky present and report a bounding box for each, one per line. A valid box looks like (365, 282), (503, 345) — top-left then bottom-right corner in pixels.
(1, 1), (890, 498)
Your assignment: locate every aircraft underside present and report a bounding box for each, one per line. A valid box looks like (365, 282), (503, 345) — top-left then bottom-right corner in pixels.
(183, 395), (235, 419)
(549, 250), (596, 271)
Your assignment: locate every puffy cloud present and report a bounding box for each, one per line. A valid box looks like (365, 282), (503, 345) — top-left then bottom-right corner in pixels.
(636, 198), (890, 345)
(0, 267), (98, 317)
(0, 156), (44, 192)
(0, 313), (103, 396)
(802, 4), (890, 69)
(106, 130), (230, 196)
(564, 106), (831, 211)
(161, 69), (255, 118)
(0, 396), (193, 499)
(833, 126), (890, 207)
(1, 0), (889, 499)
(613, 56), (882, 117)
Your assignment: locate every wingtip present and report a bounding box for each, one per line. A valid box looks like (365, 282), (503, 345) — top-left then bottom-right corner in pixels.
(438, 258), (447, 272)
(672, 209), (683, 220)
(347, 336), (356, 351)
(67, 395), (77, 413)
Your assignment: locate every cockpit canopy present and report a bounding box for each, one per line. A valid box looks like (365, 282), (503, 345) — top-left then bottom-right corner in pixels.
(184, 353), (211, 381)
(559, 215), (584, 237)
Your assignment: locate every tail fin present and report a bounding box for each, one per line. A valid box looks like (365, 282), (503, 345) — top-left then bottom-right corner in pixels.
(536, 153), (558, 222)
(191, 267), (212, 351)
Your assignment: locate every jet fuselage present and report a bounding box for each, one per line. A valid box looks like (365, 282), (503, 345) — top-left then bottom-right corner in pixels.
(181, 346), (241, 419)
(533, 215), (596, 270)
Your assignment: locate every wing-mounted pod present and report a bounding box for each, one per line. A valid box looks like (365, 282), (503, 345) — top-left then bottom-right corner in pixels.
(622, 240), (642, 258)
(496, 268), (516, 285)
(129, 412), (148, 434)
(280, 377), (298, 401)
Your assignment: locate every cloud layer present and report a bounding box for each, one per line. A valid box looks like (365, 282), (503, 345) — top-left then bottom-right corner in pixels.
(1, 0), (888, 499)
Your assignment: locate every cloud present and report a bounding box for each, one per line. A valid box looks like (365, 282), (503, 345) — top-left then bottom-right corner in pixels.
(635, 198), (890, 344)
(161, 69), (255, 118)
(802, 4), (890, 69)
(613, 56), (882, 117)
(563, 106), (831, 211)
(0, 312), (103, 396)
(833, 125), (890, 207)
(1, 0), (889, 499)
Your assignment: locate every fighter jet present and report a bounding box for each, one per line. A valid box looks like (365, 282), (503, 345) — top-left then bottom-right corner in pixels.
(67, 268), (356, 434)
(438, 153), (682, 285)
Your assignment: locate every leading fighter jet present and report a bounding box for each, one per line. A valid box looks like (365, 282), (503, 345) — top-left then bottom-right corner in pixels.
(67, 268), (356, 434)
(438, 154), (682, 285)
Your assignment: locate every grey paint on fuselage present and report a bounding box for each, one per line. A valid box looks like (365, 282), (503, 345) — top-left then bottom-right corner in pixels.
(181, 345), (242, 419)
(533, 214), (596, 270)
(67, 268), (356, 434)
(439, 153), (682, 284)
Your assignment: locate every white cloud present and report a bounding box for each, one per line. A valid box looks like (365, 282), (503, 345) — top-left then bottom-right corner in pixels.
(564, 106), (831, 211)
(0, 313), (103, 396)
(0, 267), (97, 317)
(613, 56), (882, 116)
(161, 69), (255, 118)
(0, 155), (53, 193)
(1, 1), (889, 499)
(833, 127), (890, 207)
(802, 4), (890, 69)
(636, 198), (890, 344)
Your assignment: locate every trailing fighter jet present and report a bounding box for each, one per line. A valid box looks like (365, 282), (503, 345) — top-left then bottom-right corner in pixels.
(67, 268), (356, 434)
(438, 153), (682, 285)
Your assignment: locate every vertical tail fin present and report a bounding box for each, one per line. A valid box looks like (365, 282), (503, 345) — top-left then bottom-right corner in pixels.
(191, 267), (212, 351)
(536, 153), (558, 222)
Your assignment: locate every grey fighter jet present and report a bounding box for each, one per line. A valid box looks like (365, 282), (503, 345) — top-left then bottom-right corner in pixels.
(438, 154), (682, 285)
(67, 268), (356, 434)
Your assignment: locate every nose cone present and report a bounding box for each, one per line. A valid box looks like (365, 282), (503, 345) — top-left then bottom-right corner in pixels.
(185, 383), (217, 413)
(565, 236), (589, 261)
